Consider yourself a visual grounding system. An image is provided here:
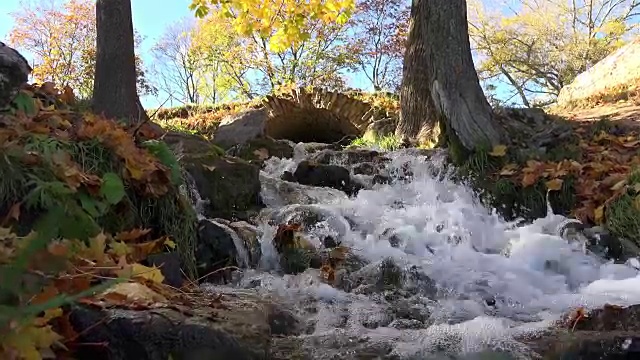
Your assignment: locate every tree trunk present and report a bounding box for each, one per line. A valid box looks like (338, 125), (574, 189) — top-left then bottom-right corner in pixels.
(93, 0), (148, 124)
(397, 0), (503, 151)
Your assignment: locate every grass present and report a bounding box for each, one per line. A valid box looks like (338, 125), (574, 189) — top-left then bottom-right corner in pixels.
(348, 134), (402, 151)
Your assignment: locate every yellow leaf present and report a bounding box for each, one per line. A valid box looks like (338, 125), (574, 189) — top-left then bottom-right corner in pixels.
(117, 263), (165, 284)
(109, 240), (132, 258)
(545, 178), (563, 191)
(610, 179), (627, 191)
(634, 195), (640, 211)
(102, 282), (167, 304)
(499, 163), (518, 176)
(488, 144), (507, 157)
(594, 205), (605, 224)
(163, 238), (176, 249)
(3, 322), (63, 360)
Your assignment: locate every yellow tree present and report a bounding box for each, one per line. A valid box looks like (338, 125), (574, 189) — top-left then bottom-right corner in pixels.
(189, 0), (356, 52)
(191, 2), (358, 95)
(9, 0), (155, 100)
(468, 0), (638, 107)
(8, 0), (96, 97)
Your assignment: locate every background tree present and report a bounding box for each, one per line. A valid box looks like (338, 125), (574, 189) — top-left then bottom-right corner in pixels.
(93, 0), (146, 122)
(152, 18), (209, 105)
(189, 0), (356, 52)
(396, 0), (503, 150)
(8, 0), (155, 100)
(190, 4), (357, 97)
(190, 11), (255, 100)
(468, 0), (640, 107)
(349, 0), (409, 92)
(8, 0), (96, 97)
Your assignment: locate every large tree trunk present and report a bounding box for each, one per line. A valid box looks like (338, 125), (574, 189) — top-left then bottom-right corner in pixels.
(397, 0), (503, 150)
(93, 0), (148, 124)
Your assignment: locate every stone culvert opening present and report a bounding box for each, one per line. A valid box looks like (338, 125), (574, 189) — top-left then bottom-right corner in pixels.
(263, 88), (376, 144)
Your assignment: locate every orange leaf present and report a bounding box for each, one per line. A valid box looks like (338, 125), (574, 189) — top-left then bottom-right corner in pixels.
(522, 172), (540, 187)
(545, 178), (563, 191)
(31, 285), (60, 305)
(115, 228), (152, 242)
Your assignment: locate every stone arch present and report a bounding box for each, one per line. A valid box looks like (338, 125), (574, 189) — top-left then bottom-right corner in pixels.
(262, 87), (376, 143)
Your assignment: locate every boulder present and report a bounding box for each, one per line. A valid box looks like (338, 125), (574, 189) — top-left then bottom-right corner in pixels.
(0, 42), (32, 108)
(228, 220), (263, 268)
(68, 287), (300, 360)
(282, 160), (363, 196)
(226, 137), (294, 164)
(162, 131), (224, 157)
(525, 304), (640, 358)
(196, 219), (247, 282)
(181, 154), (263, 220)
(310, 148), (389, 166)
(557, 38), (640, 107)
(259, 174), (348, 207)
(213, 109), (269, 149)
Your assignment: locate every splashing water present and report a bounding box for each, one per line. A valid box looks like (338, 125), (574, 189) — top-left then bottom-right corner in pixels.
(214, 147), (640, 358)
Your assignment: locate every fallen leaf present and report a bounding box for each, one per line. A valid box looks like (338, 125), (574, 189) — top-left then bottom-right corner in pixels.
(522, 172), (540, 187)
(31, 286), (60, 305)
(116, 263), (165, 284)
(545, 178), (564, 191)
(115, 228), (152, 242)
(101, 282), (168, 304)
(163, 238), (176, 249)
(634, 195), (640, 211)
(499, 163), (518, 176)
(594, 205), (605, 224)
(488, 144), (507, 157)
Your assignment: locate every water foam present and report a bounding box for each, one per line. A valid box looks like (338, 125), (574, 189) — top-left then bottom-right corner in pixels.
(244, 147), (640, 356)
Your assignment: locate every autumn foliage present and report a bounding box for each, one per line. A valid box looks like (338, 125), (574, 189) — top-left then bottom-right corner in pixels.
(0, 82), (196, 359)
(483, 121), (640, 229)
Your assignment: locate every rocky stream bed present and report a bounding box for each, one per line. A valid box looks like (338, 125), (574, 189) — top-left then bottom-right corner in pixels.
(70, 133), (640, 360)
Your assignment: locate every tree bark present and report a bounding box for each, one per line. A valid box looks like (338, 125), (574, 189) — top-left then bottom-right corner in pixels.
(92, 0), (148, 124)
(397, 0), (503, 150)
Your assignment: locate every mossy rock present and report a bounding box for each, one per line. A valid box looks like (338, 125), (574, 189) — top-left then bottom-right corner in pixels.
(162, 131), (225, 157)
(181, 154), (263, 221)
(226, 136), (294, 163)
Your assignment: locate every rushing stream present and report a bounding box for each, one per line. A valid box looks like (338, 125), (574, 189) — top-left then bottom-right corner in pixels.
(203, 144), (640, 359)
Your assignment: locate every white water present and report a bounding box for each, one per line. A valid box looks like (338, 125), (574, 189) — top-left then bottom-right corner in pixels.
(222, 145), (640, 357)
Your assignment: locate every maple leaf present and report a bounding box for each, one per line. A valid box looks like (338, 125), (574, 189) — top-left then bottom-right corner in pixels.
(320, 264), (336, 284)
(545, 178), (564, 191)
(594, 205), (605, 224)
(101, 282), (168, 305)
(499, 163), (518, 176)
(522, 172), (540, 187)
(2, 320), (63, 360)
(115, 228), (152, 243)
(116, 263), (165, 284)
(109, 240), (132, 258)
(488, 144), (507, 157)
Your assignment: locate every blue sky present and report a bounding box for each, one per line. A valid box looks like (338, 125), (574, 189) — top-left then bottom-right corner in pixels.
(0, 0), (197, 108)
(0, 0), (512, 109)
